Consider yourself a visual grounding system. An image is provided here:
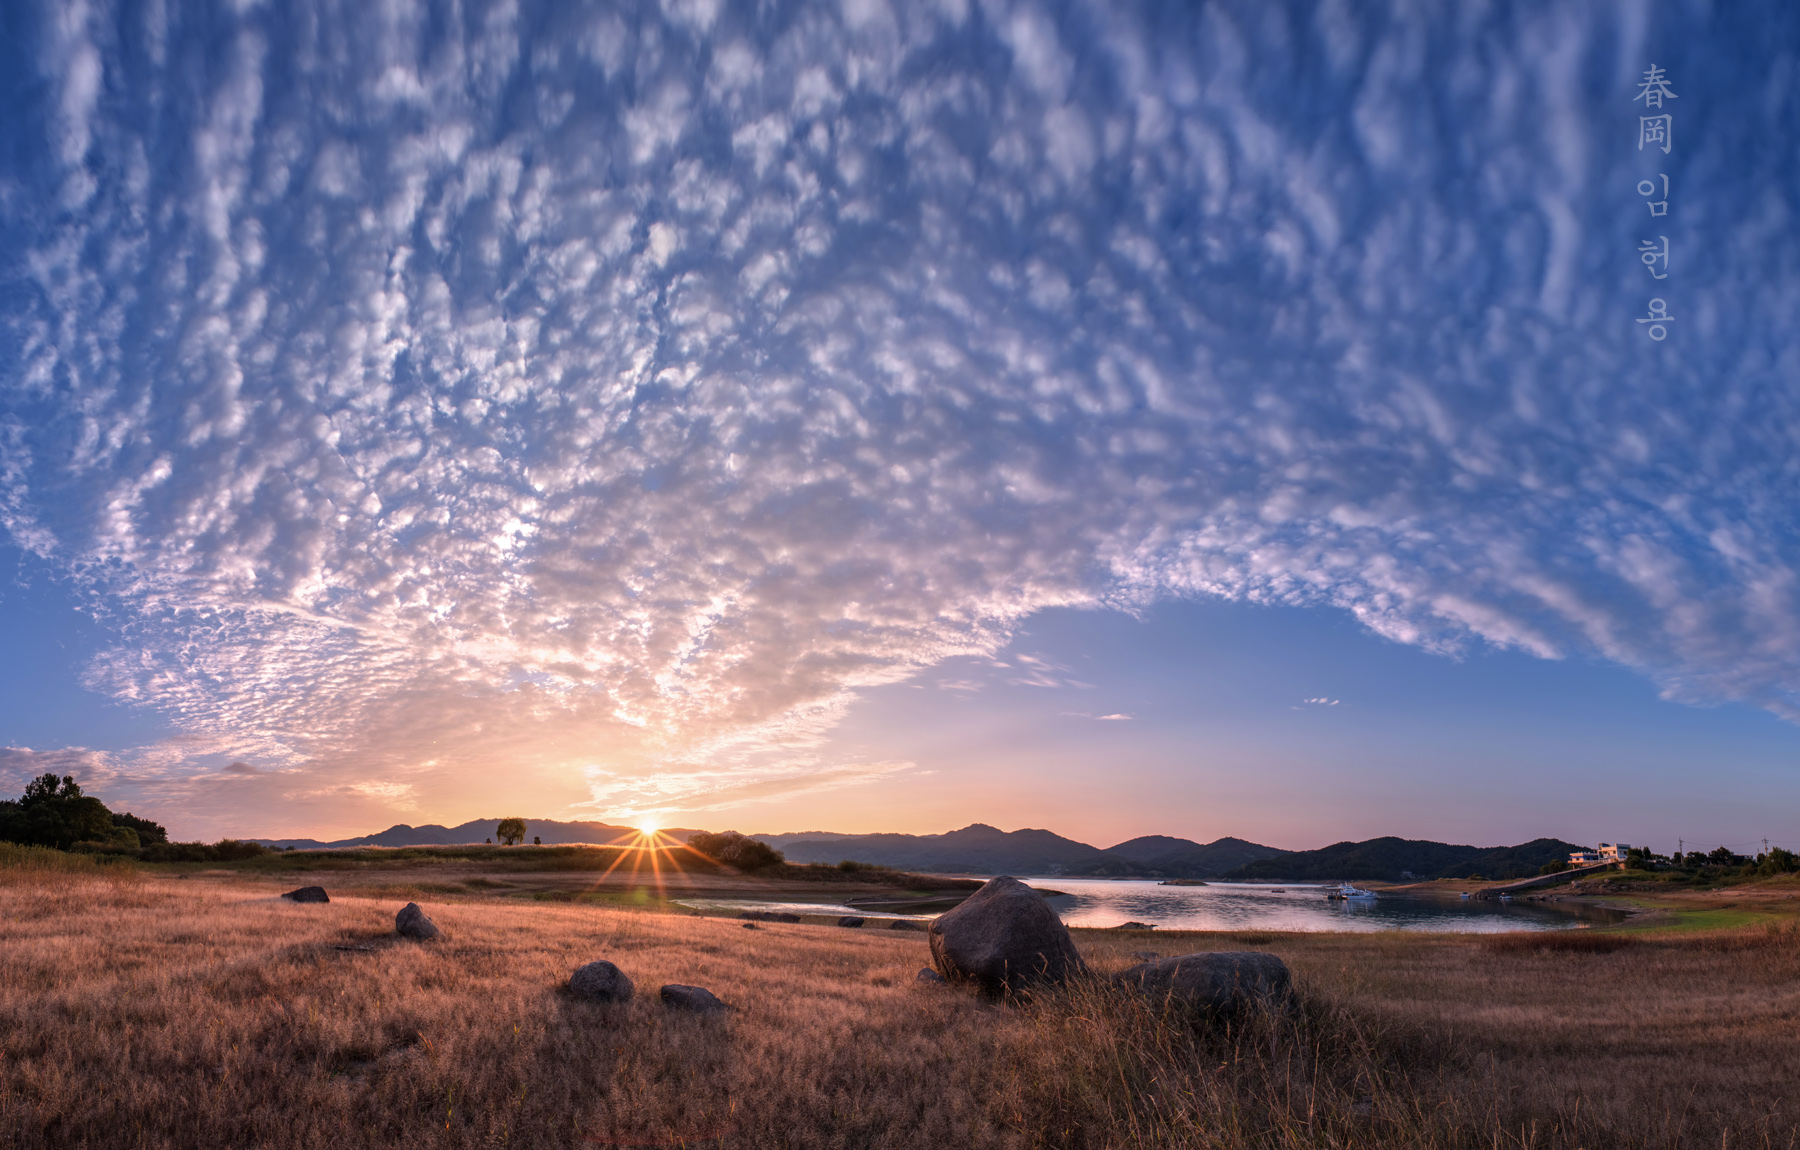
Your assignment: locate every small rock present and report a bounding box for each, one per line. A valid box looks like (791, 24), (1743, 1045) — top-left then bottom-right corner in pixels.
(1130, 950), (1159, 961)
(395, 903), (440, 941)
(916, 968), (947, 984)
(928, 875), (1085, 995)
(1112, 951), (1292, 1018)
(282, 886), (329, 904)
(888, 919), (924, 931)
(1115, 921), (1155, 930)
(837, 916), (866, 928)
(661, 984), (729, 1013)
(569, 961), (634, 1003)
(742, 921), (759, 930)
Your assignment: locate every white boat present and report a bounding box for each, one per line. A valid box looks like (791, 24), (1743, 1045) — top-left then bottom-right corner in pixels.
(1325, 882), (1378, 901)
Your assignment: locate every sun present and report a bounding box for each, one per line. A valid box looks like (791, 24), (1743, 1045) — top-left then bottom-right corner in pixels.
(636, 815), (660, 837)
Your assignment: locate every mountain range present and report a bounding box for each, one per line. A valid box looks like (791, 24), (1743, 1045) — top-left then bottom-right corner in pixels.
(250, 819), (1585, 883)
(760, 824), (1288, 878)
(251, 818), (704, 850)
(1222, 836), (1589, 883)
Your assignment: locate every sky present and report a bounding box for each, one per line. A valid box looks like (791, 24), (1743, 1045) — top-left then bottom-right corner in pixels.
(1, 0), (1798, 852)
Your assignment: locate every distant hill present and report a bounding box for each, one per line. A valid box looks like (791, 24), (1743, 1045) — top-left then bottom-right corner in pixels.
(1100, 835), (1289, 877)
(774, 823), (1112, 874)
(251, 818), (703, 850)
(1223, 836), (1589, 882)
(766, 824), (1288, 878)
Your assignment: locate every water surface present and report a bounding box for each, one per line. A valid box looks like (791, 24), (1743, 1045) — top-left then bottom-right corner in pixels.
(678, 879), (1627, 933)
(1030, 879), (1628, 933)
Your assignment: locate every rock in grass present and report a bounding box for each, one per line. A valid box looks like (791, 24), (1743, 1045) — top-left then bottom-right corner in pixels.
(395, 903), (440, 941)
(888, 919), (924, 931)
(916, 968), (947, 984)
(738, 910), (802, 924)
(569, 961), (634, 1003)
(660, 984), (729, 1013)
(837, 916), (866, 928)
(927, 875), (1084, 995)
(1112, 951), (1292, 1018)
(282, 886), (330, 904)
(1115, 921), (1155, 930)
(741, 921), (759, 930)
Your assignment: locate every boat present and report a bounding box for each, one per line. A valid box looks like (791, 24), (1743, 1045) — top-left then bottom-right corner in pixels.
(1460, 892), (1471, 899)
(1324, 882), (1378, 901)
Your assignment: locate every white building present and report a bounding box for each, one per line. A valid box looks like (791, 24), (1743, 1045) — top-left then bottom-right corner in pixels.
(1568, 842), (1630, 865)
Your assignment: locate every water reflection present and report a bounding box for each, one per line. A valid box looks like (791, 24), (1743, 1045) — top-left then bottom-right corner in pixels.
(1030, 880), (1629, 933)
(675, 881), (1628, 933)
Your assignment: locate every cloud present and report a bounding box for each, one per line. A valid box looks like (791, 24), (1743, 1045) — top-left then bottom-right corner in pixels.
(1, 1), (1798, 830)
(0, 746), (116, 794)
(1094, 713), (1134, 722)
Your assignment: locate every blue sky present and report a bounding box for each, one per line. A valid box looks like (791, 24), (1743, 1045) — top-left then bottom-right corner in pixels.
(2, 0), (1797, 848)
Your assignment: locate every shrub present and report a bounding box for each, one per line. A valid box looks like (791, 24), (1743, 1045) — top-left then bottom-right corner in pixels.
(685, 831), (785, 871)
(138, 840), (270, 863)
(1539, 860), (1570, 875)
(1756, 847), (1798, 877)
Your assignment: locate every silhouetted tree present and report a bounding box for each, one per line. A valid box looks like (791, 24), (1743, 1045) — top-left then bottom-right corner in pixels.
(0, 773), (136, 851)
(497, 818), (527, 846)
(112, 811), (169, 845)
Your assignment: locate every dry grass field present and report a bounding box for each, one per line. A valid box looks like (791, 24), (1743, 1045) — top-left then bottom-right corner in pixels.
(3, 850), (1798, 1149)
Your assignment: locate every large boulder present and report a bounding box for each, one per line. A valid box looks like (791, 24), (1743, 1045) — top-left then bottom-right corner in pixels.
(837, 916), (865, 928)
(660, 984), (729, 1013)
(1112, 951), (1292, 1018)
(282, 886), (329, 904)
(395, 903), (441, 941)
(888, 919), (923, 931)
(927, 875), (1084, 995)
(569, 961), (634, 1003)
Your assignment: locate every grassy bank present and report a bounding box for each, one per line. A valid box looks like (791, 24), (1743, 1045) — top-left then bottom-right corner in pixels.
(1, 865), (1797, 1148)
(121, 842), (980, 892)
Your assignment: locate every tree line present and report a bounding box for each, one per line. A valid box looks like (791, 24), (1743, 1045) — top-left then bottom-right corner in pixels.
(0, 773), (269, 861)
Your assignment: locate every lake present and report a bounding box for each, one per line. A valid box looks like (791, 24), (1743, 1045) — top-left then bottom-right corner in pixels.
(1028, 879), (1629, 933)
(677, 878), (1627, 933)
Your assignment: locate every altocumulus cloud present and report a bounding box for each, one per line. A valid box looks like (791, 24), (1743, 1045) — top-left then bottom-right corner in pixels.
(3, 1), (1800, 823)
